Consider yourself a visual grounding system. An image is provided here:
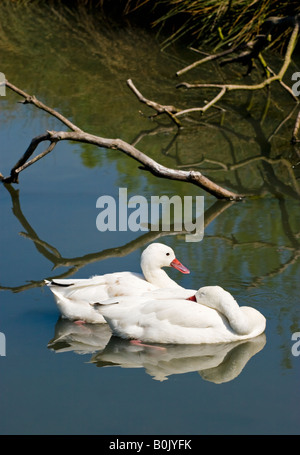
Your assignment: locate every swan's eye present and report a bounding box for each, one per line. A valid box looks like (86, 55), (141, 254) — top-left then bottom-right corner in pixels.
(166, 252), (170, 256)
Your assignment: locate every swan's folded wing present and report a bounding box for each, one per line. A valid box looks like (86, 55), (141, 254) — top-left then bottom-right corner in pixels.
(140, 300), (225, 329)
(48, 272), (157, 303)
(48, 272), (141, 289)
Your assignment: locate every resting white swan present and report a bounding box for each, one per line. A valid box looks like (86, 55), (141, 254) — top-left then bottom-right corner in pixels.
(45, 243), (190, 323)
(91, 334), (266, 382)
(94, 286), (266, 344)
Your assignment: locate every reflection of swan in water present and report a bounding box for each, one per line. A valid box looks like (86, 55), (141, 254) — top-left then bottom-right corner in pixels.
(47, 318), (112, 355)
(47, 319), (266, 382)
(90, 334), (266, 383)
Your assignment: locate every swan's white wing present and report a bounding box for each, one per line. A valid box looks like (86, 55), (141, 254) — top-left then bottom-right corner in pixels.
(138, 299), (225, 329)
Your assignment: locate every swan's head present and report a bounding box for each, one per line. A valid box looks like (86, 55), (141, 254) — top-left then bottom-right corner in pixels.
(188, 286), (236, 309)
(141, 243), (190, 274)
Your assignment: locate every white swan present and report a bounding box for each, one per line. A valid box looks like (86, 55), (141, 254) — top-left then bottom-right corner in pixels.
(45, 243), (190, 323)
(94, 285), (266, 344)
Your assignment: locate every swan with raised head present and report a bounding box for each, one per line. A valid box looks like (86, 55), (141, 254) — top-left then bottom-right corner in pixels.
(45, 243), (190, 323)
(94, 285), (266, 344)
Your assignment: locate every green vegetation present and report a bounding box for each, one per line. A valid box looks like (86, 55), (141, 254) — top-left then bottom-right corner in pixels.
(126, 0), (300, 51)
(4, 1), (300, 52)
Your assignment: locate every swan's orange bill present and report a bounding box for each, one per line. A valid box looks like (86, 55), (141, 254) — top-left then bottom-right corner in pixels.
(170, 258), (190, 274)
(186, 295), (197, 301)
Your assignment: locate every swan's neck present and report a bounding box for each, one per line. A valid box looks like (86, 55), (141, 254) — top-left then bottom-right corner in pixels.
(141, 262), (182, 289)
(219, 297), (250, 335)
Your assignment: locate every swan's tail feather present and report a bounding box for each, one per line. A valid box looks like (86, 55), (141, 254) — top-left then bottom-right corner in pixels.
(51, 281), (74, 287)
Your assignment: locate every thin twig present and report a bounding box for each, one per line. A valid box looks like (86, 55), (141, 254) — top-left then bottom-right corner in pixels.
(176, 44), (241, 77)
(5, 133), (53, 183)
(176, 87), (227, 116)
(127, 79), (181, 127)
(14, 140), (58, 175)
(46, 130), (245, 200)
(5, 81), (82, 132)
(292, 109), (300, 144)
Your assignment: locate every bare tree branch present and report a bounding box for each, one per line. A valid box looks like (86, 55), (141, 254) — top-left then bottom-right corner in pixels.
(176, 87), (227, 116)
(176, 22), (299, 112)
(5, 80), (82, 132)
(292, 109), (300, 144)
(127, 78), (181, 127)
(176, 15), (300, 77)
(0, 183), (236, 293)
(176, 44), (241, 77)
(4, 132), (58, 183)
(128, 23), (298, 125)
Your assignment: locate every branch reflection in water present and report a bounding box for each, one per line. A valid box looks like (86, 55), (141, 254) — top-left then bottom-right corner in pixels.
(1, 182), (298, 294)
(0, 182), (233, 292)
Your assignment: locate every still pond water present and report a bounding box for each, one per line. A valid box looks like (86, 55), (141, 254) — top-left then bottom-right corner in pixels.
(0, 3), (299, 435)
